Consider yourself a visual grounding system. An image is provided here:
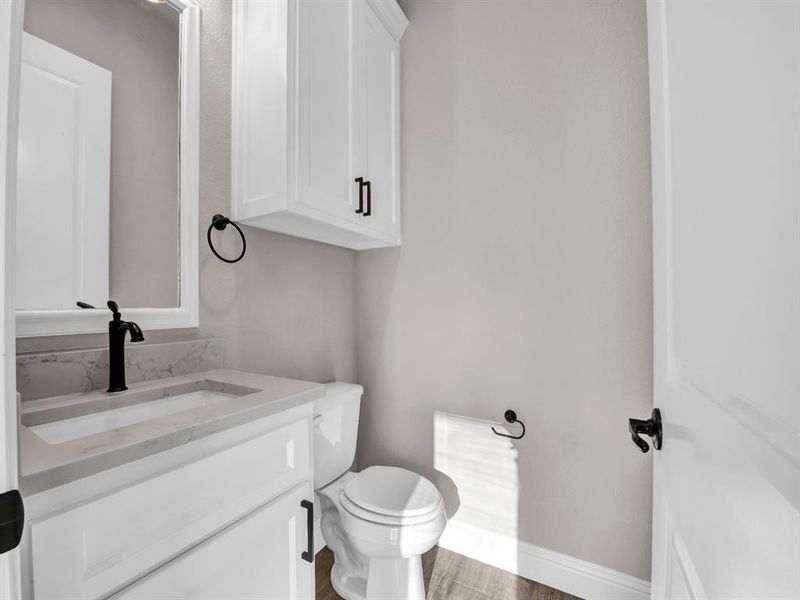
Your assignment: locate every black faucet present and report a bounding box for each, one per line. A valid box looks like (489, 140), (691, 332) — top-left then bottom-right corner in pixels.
(107, 301), (144, 392)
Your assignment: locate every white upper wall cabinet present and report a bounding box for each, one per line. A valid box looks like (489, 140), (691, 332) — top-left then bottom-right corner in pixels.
(232, 0), (408, 250)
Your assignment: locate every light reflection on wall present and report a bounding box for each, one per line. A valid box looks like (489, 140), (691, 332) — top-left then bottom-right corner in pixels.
(433, 411), (519, 563)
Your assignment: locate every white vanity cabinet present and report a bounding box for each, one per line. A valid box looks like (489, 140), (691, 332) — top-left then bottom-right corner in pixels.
(231, 0), (408, 250)
(22, 404), (315, 600)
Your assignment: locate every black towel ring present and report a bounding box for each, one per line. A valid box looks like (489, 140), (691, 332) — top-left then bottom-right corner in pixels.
(207, 214), (246, 264)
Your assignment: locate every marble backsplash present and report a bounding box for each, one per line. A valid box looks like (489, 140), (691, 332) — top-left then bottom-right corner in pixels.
(16, 338), (224, 402)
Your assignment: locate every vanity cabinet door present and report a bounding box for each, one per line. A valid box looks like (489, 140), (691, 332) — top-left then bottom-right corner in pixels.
(353, 0), (402, 241)
(116, 483), (313, 600)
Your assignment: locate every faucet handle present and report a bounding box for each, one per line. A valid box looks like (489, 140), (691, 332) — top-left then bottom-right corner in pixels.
(107, 300), (121, 320)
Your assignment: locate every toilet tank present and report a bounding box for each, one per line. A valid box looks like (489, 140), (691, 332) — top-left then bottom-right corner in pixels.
(313, 382), (363, 489)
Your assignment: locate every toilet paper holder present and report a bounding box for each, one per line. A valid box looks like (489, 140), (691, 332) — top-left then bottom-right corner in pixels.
(491, 410), (526, 440)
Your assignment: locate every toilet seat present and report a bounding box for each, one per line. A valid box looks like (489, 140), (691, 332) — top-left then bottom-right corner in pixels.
(340, 466), (443, 526)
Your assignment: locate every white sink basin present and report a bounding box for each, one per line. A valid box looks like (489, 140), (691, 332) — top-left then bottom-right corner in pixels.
(29, 389), (237, 444)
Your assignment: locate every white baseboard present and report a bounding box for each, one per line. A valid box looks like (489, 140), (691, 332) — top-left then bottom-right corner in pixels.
(438, 520), (650, 600)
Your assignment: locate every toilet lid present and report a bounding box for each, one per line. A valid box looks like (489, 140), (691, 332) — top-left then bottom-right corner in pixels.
(343, 466), (442, 518)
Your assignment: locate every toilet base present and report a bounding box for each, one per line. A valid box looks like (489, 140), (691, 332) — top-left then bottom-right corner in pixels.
(331, 556), (425, 600)
(331, 563), (367, 600)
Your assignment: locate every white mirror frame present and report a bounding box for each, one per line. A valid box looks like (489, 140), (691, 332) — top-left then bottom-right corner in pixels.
(15, 0), (200, 338)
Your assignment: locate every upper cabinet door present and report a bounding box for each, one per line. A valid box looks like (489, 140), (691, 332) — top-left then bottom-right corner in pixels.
(354, 0), (401, 241)
(295, 0), (357, 223)
(231, 0), (289, 221)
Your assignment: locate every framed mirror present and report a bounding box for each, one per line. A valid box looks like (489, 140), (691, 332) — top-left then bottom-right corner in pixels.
(15, 0), (199, 337)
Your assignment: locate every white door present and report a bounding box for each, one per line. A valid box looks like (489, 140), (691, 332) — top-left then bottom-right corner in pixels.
(0, 1), (23, 597)
(16, 33), (111, 311)
(295, 0), (359, 223)
(354, 0), (400, 238)
(116, 484), (314, 600)
(647, 1), (800, 598)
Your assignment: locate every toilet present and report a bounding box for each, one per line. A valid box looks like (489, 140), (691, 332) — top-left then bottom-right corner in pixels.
(314, 383), (447, 600)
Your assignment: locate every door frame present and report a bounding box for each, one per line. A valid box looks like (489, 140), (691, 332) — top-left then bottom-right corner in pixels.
(646, 1), (672, 595)
(0, 0), (23, 596)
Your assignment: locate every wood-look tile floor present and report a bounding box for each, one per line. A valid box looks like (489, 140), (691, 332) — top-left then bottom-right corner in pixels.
(315, 547), (583, 600)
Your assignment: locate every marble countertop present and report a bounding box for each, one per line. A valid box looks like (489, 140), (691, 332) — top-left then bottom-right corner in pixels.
(19, 369), (325, 495)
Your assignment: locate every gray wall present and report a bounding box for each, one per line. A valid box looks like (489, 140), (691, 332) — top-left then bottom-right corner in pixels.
(18, 0), (358, 387)
(356, 0), (653, 580)
(24, 0), (181, 308)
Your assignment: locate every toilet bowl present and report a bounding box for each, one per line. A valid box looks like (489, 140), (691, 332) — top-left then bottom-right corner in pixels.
(314, 384), (447, 600)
